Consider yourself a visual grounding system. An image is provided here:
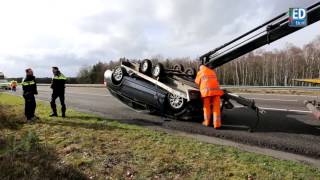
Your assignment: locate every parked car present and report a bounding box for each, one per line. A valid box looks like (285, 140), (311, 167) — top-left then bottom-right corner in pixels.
(0, 79), (11, 90)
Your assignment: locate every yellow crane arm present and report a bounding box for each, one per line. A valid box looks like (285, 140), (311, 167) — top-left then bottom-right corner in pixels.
(293, 79), (320, 84)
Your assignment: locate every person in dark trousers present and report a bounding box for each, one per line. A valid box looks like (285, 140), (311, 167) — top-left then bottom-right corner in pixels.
(50, 67), (67, 117)
(22, 68), (38, 122)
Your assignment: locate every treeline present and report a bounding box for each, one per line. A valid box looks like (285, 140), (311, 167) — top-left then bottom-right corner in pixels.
(77, 61), (120, 84)
(217, 37), (320, 86)
(76, 57), (197, 84)
(77, 37), (320, 85)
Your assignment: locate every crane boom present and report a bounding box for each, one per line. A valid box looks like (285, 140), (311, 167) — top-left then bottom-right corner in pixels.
(200, 1), (320, 68)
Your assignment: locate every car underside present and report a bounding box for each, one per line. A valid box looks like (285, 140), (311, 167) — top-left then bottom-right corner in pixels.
(104, 62), (203, 120)
(104, 60), (262, 126)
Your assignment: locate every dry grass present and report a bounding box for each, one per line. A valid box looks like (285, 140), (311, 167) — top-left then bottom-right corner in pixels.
(0, 104), (25, 130)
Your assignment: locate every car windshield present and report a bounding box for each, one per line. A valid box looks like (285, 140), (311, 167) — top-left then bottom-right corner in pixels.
(0, 79), (8, 83)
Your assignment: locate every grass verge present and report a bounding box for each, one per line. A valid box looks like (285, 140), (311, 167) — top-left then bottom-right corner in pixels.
(0, 93), (319, 179)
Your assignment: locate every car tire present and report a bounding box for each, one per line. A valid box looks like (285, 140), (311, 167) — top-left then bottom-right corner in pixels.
(139, 59), (152, 75)
(151, 63), (164, 79)
(185, 67), (197, 79)
(112, 66), (127, 84)
(167, 93), (186, 112)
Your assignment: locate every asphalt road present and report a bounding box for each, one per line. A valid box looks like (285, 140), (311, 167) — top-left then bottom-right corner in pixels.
(9, 86), (320, 161)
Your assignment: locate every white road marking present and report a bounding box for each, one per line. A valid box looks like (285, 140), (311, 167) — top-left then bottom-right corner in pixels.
(3, 91), (311, 113)
(259, 107), (311, 113)
(251, 98), (298, 102)
(232, 104), (311, 113)
(38, 89), (111, 97)
(237, 93), (318, 98)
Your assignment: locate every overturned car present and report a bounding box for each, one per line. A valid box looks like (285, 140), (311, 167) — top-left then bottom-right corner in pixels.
(104, 60), (203, 120)
(104, 60), (261, 124)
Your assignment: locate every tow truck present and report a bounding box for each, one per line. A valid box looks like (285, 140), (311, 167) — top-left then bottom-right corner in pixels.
(104, 1), (320, 130)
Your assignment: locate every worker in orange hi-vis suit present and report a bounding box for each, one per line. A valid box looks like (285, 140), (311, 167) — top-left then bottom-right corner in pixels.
(195, 65), (224, 128)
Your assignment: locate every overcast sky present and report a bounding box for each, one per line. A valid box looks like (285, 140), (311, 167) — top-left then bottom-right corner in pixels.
(0, 0), (319, 77)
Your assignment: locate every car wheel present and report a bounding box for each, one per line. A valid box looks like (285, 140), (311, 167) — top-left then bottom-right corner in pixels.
(152, 63), (164, 79)
(139, 59), (152, 75)
(185, 67), (197, 79)
(112, 66), (127, 84)
(173, 64), (184, 72)
(167, 93), (185, 112)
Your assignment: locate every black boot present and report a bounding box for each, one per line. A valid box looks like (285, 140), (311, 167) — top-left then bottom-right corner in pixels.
(61, 105), (66, 118)
(50, 99), (58, 117)
(49, 113), (58, 117)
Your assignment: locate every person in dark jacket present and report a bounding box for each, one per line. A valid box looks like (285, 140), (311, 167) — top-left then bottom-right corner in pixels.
(22, 68), (38, 121)
(50, 67), (67, 117)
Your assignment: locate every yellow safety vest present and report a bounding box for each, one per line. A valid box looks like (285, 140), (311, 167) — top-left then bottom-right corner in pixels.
(53, 74), (67, 80)
(22, 80), (35, 86)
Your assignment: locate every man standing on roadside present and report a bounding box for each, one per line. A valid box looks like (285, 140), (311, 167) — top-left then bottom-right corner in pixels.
(22, 68), (38, 122)
(195, 65), (224, 129)
(50, 67), (67, 117)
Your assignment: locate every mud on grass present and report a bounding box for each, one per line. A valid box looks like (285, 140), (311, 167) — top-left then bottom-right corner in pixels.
(1, 93), (320, 179)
